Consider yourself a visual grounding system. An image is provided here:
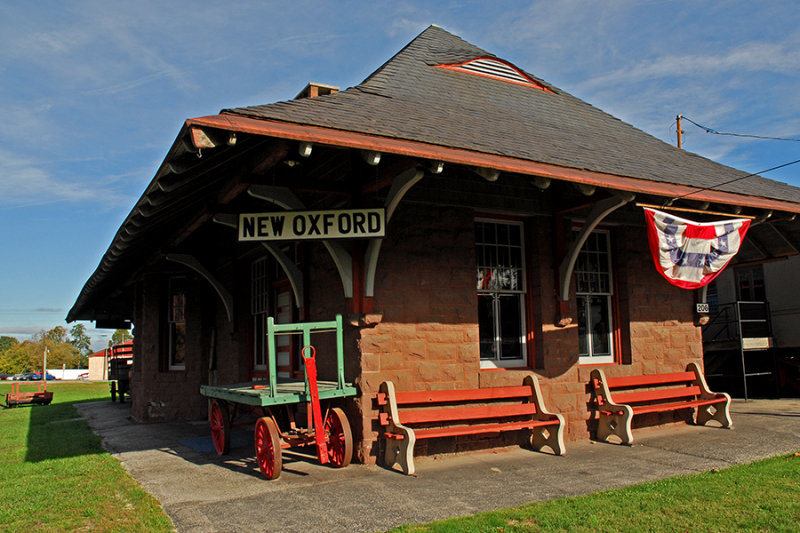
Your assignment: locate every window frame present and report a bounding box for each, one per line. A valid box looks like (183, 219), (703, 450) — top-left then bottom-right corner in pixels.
(475, 217), (528, 369)
(574, 229), (616, 365)
(167, 276), (187, 371)
(251, 256), (269, 375)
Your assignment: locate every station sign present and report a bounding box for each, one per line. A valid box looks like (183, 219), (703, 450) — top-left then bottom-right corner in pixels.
(238, 208), (385, 242)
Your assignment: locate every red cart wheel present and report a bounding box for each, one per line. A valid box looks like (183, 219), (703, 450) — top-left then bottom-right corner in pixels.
(324, 407), (353, 468)
(209, 400), (230, 456)
(255, 416), (282, 480)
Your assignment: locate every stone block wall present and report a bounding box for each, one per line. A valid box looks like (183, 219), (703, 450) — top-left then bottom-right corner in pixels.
(126, 196), (705, 466)
(353, 209), (705, 462)
(130, 269), (244, 423)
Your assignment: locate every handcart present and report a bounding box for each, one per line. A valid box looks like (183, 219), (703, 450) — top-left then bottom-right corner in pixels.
(199, 315), (357, 479)
(3, 382), (53, 408)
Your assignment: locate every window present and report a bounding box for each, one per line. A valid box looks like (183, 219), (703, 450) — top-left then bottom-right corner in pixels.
(736, 266), (765, 302)
(252, 257), (269, 373)
(167, 277), (186, 370)
(475, 219), (527, 368)
(575, 230), (614, 364)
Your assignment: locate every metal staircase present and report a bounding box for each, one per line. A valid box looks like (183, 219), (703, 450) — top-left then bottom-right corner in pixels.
(702, 301), (778, 399)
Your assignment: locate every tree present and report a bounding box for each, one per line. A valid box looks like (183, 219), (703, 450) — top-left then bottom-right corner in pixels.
(111, 329), (133, 346)
(36, 326), (70, 345)
(0, 343), (30, 374)
(70, 323), (91, 353)
(0, 335), (18, 353)
(0, 327), (81, 374)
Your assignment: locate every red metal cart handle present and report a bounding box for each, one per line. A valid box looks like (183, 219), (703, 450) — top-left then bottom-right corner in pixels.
(302, 345), (316, 360)
(301, 344), (328, 463)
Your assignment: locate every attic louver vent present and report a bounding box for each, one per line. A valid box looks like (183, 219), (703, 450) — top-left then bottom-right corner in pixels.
(436, 57), (553, 92)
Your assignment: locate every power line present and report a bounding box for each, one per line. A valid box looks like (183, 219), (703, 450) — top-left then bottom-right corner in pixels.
(681, 116), (800, 142)
(668, 157), (800, 204)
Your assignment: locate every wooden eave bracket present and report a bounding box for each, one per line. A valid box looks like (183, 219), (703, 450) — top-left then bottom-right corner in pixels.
(211, 214), (305, 308)
(365, 167), (425, 297)
(247, 185), (354, 299)
(769, 223), (800, 255)
(165, 254), (233, 322)
(260, 242), (305, 308)
(556, 192), (635, 326)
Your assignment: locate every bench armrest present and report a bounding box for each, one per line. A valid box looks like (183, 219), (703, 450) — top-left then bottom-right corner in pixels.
(378, 380), (417, 474)
(590, 368), (628, 413)
(687, 362), (730, 401)
(523, 373), (561, 421)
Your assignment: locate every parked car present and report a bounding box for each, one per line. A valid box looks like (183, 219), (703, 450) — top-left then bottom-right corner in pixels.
(11, 373), (24, 381)
(21, 372), (39, 381)
(0, 373), (10, 380)
(29, 372), (56, 381)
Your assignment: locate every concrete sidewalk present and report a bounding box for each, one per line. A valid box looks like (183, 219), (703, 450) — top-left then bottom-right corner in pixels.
(77, 399), (800, 533)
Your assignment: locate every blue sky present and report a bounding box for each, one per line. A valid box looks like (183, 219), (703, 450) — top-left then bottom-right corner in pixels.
(1, 1), (799, 350)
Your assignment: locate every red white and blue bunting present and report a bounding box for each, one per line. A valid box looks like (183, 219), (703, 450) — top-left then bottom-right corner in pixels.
(644, 207), (751, 289)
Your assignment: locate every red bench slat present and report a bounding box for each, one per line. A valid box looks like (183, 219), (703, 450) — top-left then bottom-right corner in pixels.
(601, 397), (726, 416)
(394, 386), (533, 405)
(399, 402), (538, 425)
(604, 371), (696, 389)
(385, 418), (559, 440)
(611, 385), (703, 405)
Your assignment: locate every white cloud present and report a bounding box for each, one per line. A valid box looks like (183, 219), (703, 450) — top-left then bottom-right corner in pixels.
(0, 149), (119, 208)
(584, 42), (800, 89)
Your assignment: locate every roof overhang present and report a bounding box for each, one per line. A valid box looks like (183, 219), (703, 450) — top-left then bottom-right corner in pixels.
(190, 113), (800, 215)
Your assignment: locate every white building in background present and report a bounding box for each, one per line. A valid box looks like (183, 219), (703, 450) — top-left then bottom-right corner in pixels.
(47, 368), (89, 380)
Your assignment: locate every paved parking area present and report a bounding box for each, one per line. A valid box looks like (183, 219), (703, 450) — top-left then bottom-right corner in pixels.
(77, 399), (800, 533)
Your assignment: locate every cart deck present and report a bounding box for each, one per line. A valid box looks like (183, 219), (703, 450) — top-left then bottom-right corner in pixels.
(200, 379), (357, 406)
(199, 314), (357, 479)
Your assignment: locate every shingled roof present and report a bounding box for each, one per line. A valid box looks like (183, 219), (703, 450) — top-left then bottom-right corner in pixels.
(68, 25), (800, 324)
(223, 25), (800, 205)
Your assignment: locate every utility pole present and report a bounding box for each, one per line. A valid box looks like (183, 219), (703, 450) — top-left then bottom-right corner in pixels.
(676, 114), (684, 149)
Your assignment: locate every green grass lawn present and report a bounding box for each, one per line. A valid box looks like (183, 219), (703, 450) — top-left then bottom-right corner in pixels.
(2, 382), (799, 532)
(391, 452), (800, 533)
(0, 381), (173, 532)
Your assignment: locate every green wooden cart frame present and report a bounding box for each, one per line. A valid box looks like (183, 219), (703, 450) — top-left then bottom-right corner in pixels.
(199, 314), (357, 479)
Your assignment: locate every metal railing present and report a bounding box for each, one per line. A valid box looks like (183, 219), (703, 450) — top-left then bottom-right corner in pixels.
(702, 301), (771, 344)
(702, 301), (775, 400)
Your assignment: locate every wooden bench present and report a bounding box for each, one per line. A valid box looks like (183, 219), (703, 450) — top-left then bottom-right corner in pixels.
(377, 374), (565, 475)
(590, 362), (732, 445)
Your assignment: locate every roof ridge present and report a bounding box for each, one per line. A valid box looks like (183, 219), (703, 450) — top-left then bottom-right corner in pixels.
(358, 25), (490, 91)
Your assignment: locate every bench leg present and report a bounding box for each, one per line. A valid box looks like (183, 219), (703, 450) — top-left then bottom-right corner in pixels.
(695, 400), (733, 429)
(384, 430), (416, 476)
(530, 416), (566, 456)
(596, 407), (634, 445)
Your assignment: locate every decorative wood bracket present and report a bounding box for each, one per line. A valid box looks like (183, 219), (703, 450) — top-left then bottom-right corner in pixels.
(556, 192), (635, 326)
(165, 253), (233, 322)
(365, 167), (425, 297)
(247, 185), (353, 299)
(212, 214), (304, 308)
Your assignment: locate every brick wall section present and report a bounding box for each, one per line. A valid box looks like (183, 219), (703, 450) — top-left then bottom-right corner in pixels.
(353, 204), (479, 462)
(127, 200), (705, 463)
(130, 269), (246, 422)
(356, 212), (705, 462)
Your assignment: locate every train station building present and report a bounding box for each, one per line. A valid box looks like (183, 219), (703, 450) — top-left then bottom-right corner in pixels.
(68, 26), (800, 464)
